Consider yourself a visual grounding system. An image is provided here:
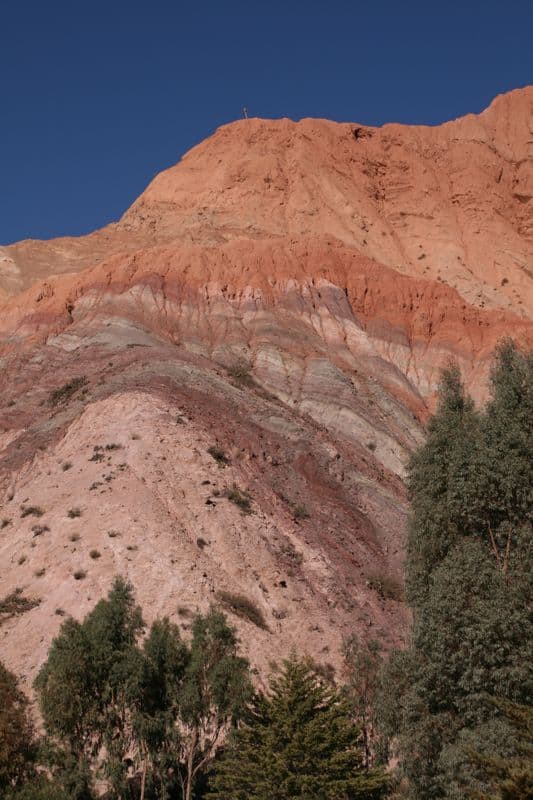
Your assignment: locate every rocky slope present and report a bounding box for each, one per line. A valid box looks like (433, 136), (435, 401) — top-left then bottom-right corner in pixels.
(1, 87), (532, 693)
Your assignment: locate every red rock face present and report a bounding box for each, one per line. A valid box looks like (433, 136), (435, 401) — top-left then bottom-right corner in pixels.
(0, 88), (531, 689)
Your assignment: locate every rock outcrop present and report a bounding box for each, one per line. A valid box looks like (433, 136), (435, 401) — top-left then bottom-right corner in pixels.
(0, 87), (531, 691)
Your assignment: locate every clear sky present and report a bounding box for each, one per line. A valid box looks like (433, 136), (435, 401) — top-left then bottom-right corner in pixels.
(1, 0), (532, 244)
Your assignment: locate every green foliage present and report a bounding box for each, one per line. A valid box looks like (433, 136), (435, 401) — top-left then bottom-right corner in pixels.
(208, 656), (387, 800)
(292, 503), (310, 521)
(0, 662), (35, 792)
(378, 343), (533, 799)
(34, 580), (252, 800)
(406, 363), (480, 603)
(6, 778), (72, 800)
(134, 617), (189, 799)
(35, 576), (145, 797)
(342, 637), (383, 769)
(463, 698), (533, 799)
(178, 609), (252, 800)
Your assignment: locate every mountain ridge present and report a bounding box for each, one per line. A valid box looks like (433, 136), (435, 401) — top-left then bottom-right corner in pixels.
(0, 87), (531, 691)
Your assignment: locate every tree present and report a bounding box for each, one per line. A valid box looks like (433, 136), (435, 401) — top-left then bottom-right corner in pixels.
(376, 343), (533, 799)
(34, 580), (252, 800)
(134, 618), (189, 800)
(6, 776), (72, 800)
(178, 609), (252, 800)
(464, 699), (533, 800)
(406, 363), (480, 603)
(208, 656), (387, 800)
(342, 636), (383, 769)
(35, 577), (145, 799)
(0, 662), (34, 793)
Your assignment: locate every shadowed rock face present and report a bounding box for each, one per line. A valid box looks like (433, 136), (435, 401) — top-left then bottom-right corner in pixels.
(0, 88), (532, 690)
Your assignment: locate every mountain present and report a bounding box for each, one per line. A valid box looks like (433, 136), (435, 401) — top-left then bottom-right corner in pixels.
(1, 87), (532, 692)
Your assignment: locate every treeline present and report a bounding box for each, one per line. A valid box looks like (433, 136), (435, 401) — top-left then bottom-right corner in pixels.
(377, 341), (533, 798)
(0, 580), (386, 800)
(1, 342), (531, 799)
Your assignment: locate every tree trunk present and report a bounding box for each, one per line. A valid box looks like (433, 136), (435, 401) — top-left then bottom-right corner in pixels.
(140, 753), (147, 800)
(185, 729), (197, 800)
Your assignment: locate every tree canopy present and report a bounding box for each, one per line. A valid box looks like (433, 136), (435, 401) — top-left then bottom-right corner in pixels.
(377, 342), (533, 799)
(209, 655), (387, 800)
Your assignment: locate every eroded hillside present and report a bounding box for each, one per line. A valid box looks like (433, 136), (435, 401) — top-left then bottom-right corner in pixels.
(1, 87), (532, 691)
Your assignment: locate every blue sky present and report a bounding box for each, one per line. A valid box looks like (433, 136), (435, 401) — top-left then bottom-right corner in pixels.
(1, 0), (532, 244)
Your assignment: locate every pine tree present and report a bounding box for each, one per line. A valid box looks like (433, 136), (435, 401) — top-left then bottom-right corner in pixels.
(208, 656), (387, 800)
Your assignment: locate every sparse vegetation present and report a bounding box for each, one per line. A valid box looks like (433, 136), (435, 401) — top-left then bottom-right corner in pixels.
(293, 503), (310, 521)
(73, 570), (86, 580)
(31, 524), (50, 536)
(61, 461), (72, 471)
(20, 506), (44, 518)
(49, 376), (88, 406)
(367, 571), (403, 601)
(277, 491), (310, 521)
(105, 443), (122, 451)
(225, 484), (253, 514)
(55, 608), (66, 616)
(217, 590), (268, 629)
(278, 538), (304, 568)
(17, 555), (26, 565)
(67, 507), (82, 518)
(34, 568), (46, 578)
(207, 445), (230, 466)
(69, 533), (80, 542)
(226, 361), (256, 387)
(89, 446), (104, 462)
(196, 537), (208, 549)
(1, 518), (12, 529)
(0, 588), (40, 623)
(107, 529), (120, 538)
(89, 549), (101, 560)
